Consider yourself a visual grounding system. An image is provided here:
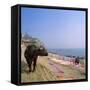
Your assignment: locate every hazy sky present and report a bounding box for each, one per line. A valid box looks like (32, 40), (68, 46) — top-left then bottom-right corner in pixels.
(21, 7), (85, 49)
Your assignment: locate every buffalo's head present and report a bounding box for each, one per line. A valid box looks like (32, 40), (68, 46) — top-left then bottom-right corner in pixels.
(37, 46), (48, 56)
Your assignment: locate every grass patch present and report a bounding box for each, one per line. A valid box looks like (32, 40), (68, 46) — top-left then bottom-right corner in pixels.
(21, 61), (58, 83)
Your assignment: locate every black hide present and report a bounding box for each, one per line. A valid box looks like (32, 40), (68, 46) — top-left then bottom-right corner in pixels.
(24, 45), (48, 72)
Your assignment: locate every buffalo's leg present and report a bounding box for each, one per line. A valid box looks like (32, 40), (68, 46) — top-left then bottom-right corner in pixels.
(32, 57), (37, 72)
(28, 60), (32, 72)
(26, 58), (32, 72)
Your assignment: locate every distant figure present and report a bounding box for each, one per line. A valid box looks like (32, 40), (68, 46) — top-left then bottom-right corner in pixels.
(24, 45), (48, 72)
(75, 57), (79, 65)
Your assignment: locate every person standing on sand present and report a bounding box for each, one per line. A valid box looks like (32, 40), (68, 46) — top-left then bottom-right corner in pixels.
(75, 57), (80, 65)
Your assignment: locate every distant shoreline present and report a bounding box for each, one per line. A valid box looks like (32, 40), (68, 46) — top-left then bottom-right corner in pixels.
(48, 52), (85, 60)
(48, 48), (85, 59)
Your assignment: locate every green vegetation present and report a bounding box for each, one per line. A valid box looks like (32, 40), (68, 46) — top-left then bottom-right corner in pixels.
(79, 59), (85, 65)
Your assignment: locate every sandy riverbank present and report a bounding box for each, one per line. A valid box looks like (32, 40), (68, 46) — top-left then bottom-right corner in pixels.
(21, 52), (86, 82)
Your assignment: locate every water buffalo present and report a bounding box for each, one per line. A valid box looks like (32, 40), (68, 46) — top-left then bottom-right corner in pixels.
(24, 45), (48, 72)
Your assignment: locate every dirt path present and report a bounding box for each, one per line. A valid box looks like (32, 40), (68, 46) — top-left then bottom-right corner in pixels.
(47, 59), (85, 80)
(48, 57), (85, 72)
(47, 59), (75, 80)
(48, 59), (64, 76)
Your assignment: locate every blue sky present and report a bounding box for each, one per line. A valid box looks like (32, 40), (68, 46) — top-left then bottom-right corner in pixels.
(21, 7), (85, 49)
